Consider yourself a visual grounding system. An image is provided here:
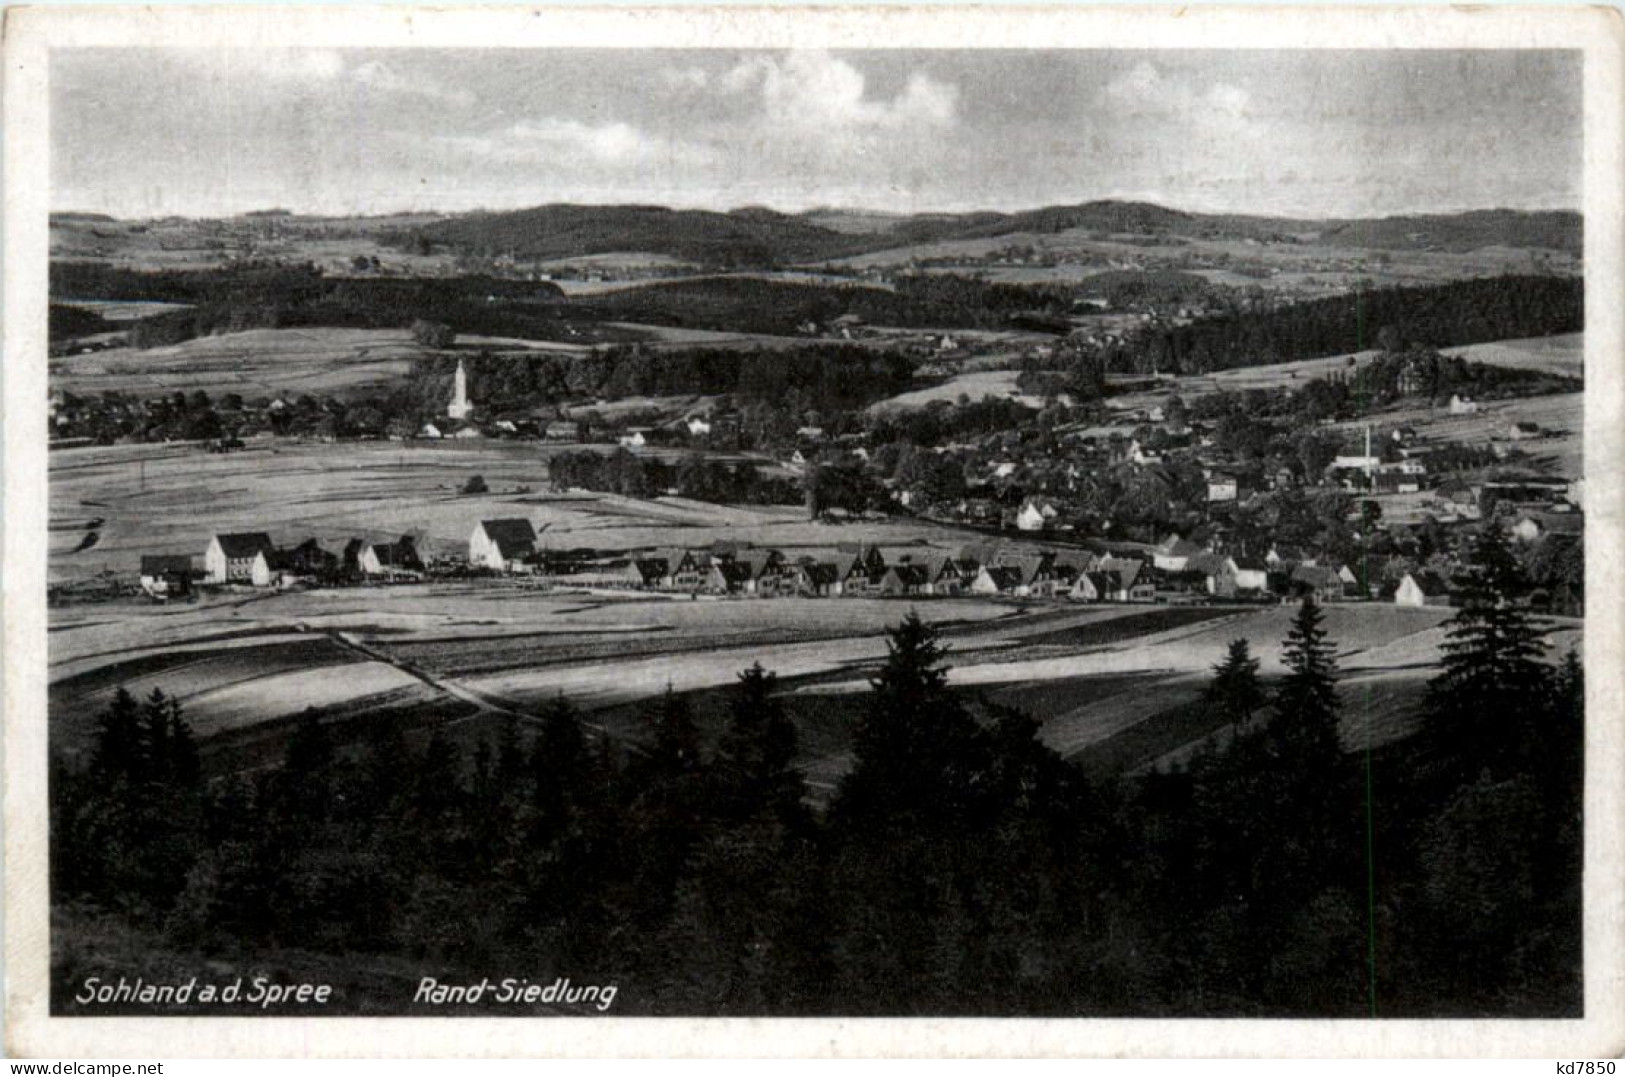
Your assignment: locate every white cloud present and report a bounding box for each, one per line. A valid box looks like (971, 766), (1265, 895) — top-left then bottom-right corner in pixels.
(734, 51), (959, 134)
(1104, 60), (1261, 141)
(352, 60), (475, 107)
(658, 65), (712, 93)
(435, 117), (711, 169)
(1107, 61), (1251, 121)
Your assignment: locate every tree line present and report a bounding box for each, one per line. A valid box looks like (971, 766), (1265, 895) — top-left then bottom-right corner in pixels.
(52, 528), (1578, 1015)
(547, 448), (801, 506)
(1099, 275), (1582, 378)
(401, 346), (917, 418)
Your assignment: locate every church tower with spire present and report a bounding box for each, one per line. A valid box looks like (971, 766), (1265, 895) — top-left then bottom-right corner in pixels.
(448, 359), (473, 421)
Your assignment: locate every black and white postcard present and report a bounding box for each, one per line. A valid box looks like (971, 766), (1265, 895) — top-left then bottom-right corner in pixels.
(4, 3), (1623, 1058)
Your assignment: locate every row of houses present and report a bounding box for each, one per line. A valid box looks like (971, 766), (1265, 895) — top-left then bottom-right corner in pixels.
(551, 542), (1163, 603)
(143, 517), (1481, 614)
(141, 531), (427, 597)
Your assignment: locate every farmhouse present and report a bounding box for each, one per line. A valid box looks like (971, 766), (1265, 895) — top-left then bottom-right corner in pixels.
(877, 564), (930, 596)
(1289, 564), (1346, 604)
(1005, 552), (1058, 597)
(734, 549), (787, 595)
(1152, 535), (1204, 573)
(1219, 556), (1270, 596)
(204, 531), (275, 584)
(359, 538), (424, 577)
(650, 547), (705, 590)
(608, 559), (669, 589)
(470, 518), (538, 572)
(139, 554), (198, 599)
(705, 560), (754, 595)
(1395, 571), (1457, 608)
(970, 565), (1024, 596)
(919, 552), (966, 596)
(831, 550), (881, 596)
(1071, 570), (1115, 603)
(1099, 557), (1155, 602)
(1015, 500), (1049, 532)
(790, 561), (840, 597)
(1448, 394), (1479, 415)
(1051, 549), (1100, 577)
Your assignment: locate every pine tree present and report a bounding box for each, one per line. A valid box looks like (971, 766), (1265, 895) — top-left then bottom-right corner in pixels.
(91, 687), (145, 785)
(531, 693), (591, 830)
(1205, 638), (1266, 731)
(1275, 597), (1341, 761)
(837, 611), (985, 825)
(141, 689), (174, 786)
(647, 685), (703, 783)
(714, 662), (806, 828)
(1424, 528), (1551, 776)
(412, 728), (464, 820)
(166, 700), (202, 793)
(356, 719), (412, 822)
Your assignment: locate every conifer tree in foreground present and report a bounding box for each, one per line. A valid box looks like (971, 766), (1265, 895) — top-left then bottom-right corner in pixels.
(714, 661), (807, 828)
(1205, 638), (1266, 732)
(1275, 596), (1342, 763)
(836, 610), (982, 826)
(1424, 526), (1551, 777)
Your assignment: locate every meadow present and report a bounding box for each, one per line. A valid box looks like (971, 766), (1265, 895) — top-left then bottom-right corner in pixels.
(48, 438), (984, 585)
(50, 432), (1584, 789)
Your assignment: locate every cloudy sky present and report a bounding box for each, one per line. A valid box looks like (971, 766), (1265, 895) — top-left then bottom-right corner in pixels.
(52, 48), (1580, 219)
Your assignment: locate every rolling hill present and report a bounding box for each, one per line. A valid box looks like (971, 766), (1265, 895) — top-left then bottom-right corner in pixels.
(412, 200), (1582, 268)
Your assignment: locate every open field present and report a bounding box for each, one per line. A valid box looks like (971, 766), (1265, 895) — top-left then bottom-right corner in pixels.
(795, 601), (1582, 766)
(1441, 333), (1584, 377)
(825, 227), (1578, 287)
(50, 555), (1580, 791)
(1106, 332), (1582, 414)
(48, 327), (435, 399)
(1330, 391), (1583, 480)
(49, 439), (987, 585)
(46, 325), (658, 400)
(871, 369), (1039, 411)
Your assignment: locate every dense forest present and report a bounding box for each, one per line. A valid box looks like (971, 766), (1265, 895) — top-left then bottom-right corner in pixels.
(399, 345), (917, 418)
(50, 261), (1085, 342)
(547, 449), (800, 506)
(46, 263), (633, 349)
(47, 304), (116, 342)
(1111, 275), (1582, 377)
(571, 274), (1085, 335)
(51, 529), (1580, 1016)
(410, 204), (881, 267)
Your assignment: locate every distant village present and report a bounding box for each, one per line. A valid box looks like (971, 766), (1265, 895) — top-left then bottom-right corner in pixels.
(60, 340), (1585, 618)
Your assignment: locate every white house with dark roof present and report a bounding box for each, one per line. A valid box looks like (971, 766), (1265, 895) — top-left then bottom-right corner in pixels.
(359, 538), (423, 577)
(140, 554), (198, 598)
(204, 531), (275, 584)
(1395, 571), (1457, 608)
(470, 518), (538, 572)
(1152, 535), (1203, 573)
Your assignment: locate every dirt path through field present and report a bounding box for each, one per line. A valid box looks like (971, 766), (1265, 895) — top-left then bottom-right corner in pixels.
(315, 626), (612, 739)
